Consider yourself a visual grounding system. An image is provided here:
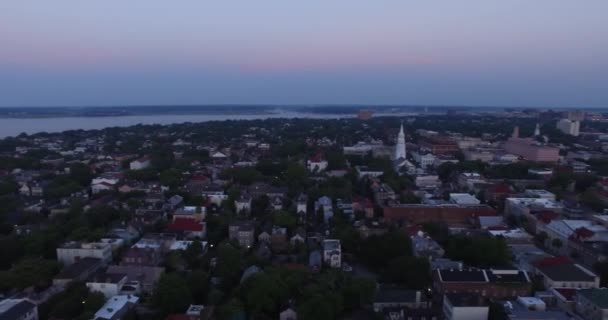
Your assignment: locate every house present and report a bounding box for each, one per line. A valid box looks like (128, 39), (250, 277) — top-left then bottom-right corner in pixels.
(322, 239), (341, 268)
(228, 222), (255, 248)
(56, 241), (113, 266)
(307, 153), (328, 172)
(167, 218), (206, 239)
(355, 220), (388, 239)
(234, 193), (252, 214)
(279, 308), (297, 320)
(290, 227), (306, 245)
(201, 184), (227, 206)
(106, 265), (164, 294)
(442, 293), (488, 320)
(130, 156), (151, 170)
(86, 271), (128, 298)
(271, 196), (283, 211)
(121, 247), (162, 266)
(296, 194), (308, 216)
(449, 193), (480, 205)
(372, 183), (396, 205)
(173, 206), (206, 222)
(411, 231), (445, 259)
(575, 288), (608, 320)
(271, 227), (288, 252)
(355, 166), (384, 179)
(258, 230), (271, 244)
(19, 184), (31, 196)
(53, 257), (104, 286)
(0, 299), (38, 320)
(534, 257), (599, 289)
(309, 250), (322, 271)
(372, 288), (426, 312)
(92, 181), (115, 194)
(315, 196), (333, 224)
(93, 295), (139, 320)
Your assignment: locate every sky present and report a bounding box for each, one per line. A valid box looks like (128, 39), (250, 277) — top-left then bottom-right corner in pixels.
(1, 1), (607, 108)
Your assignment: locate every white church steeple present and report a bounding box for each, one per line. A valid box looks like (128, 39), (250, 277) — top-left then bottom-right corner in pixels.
(394, 122), (406, 160)
(534, 123), (541, 136)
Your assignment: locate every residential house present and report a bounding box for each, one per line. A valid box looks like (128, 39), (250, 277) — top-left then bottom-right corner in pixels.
(234, 193), (252, 215)
(322, 239), (341, 268)
(93, 295), (139, 320)
(228, 222), (255, 248)
(129, 156), (151, 170)
(86, 271), (128, 298)
(106, 265), (164, 294)
(53, 257), (104, 287)
(56, 241), (113, 266)
(296, 194), (308, 216)
(307, 153), (328, 172)
(0, 299), (38, 320)
(279, 308), (297, 320)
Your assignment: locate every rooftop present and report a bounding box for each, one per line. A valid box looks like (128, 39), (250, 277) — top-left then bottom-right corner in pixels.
(577, 288), (608, 309)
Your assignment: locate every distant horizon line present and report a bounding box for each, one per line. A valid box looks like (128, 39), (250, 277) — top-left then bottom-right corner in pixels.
(0, 104), (598, 110)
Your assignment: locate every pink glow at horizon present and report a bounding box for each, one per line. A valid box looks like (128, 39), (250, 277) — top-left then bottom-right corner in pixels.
(1, 0), (607, 107)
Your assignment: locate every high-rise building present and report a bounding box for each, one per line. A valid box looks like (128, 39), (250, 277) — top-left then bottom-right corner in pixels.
(556, 119), (580, 136)
(394, 123), (406, 160)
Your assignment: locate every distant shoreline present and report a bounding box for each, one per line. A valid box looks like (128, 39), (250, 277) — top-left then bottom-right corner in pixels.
(0, 105), (597, 119)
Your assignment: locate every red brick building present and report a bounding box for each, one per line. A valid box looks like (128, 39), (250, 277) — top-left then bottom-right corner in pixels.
(383, 204), (497, 227)
(420, 136), (459, 155)
(434, 268), (531, 299)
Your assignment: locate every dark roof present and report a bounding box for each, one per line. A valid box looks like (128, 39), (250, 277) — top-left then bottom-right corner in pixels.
(445, 293), (485, 307)
(88, 271), (127, 284)
(55, 257), (102, 279)
(438, 269), (486, 282)
(538, 263), (596, 282)
(0, 300), (36, 320)
(578, 288), (608, 309)
(374, 289), (418, 304)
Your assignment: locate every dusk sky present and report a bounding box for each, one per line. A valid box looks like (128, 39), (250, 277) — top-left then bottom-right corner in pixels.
(1, 1), (607, 108)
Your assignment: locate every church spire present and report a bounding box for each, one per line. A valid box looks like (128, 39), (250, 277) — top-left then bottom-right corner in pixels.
(534, 123), (540, 136)
(394, 122), (406, 160)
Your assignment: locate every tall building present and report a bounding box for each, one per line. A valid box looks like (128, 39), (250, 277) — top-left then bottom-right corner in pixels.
(394, 122), (406, 160)
(534, 123), (541, 137)
(557, 119), (580, 136)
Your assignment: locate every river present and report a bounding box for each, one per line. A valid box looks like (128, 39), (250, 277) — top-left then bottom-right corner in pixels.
(0, 111), (363, 138)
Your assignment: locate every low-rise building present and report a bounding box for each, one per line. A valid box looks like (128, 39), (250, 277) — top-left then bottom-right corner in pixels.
(575, 288), (608, 320)
(0, 299), (38, 320)
(228, 222), (255, 248)
(86, 272), (128, 298)
(93, 295), (139, 320)
(434, 268), (531, 299)
(442, 293), (488, 320)
(56, 242), (113, 266)
(322, 239), (341, 268)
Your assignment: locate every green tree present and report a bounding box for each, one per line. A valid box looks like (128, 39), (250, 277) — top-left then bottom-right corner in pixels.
(241, 272), (288, 317)
(383, 256), (430, 289)
(341, 277), (376, 311)
(152, 273), (193, 315)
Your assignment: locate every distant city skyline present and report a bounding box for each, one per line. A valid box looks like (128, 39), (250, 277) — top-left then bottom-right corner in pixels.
(1, 1), (607, 107)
